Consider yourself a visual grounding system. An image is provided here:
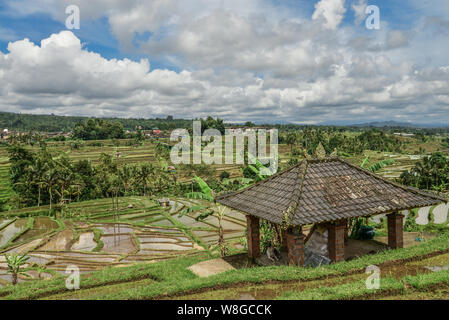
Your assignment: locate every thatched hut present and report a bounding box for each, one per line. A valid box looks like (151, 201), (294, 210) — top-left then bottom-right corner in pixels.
(216, 157), (447, 265)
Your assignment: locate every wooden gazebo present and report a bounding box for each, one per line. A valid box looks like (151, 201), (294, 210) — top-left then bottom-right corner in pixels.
(216, 157), (447, 266)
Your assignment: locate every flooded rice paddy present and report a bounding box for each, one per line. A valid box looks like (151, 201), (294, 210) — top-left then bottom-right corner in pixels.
(0, 197), (246, 286)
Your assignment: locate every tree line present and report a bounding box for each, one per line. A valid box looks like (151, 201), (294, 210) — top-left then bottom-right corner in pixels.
(399, 152), (449, 192)
(280, 128), (404, 156)
(7, 145), (178, 211)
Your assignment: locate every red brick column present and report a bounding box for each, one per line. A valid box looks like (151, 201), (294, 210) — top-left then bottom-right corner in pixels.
(287, 230), (305, 266)
(281, 228), (289, 252)
(328, 220), (346, 263)
(246, 215), (260, 260)
(387, 212), (404, 249)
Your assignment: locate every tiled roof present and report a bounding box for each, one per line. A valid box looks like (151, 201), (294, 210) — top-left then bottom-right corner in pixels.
(215, 157), (447, 226)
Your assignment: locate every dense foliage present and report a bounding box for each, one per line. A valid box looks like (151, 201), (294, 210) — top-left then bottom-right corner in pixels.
(399, 152), (449, 192)
(7, 145), (178, 209)
(0, 112), (192, 132)
(72, 119), (125, 140)
(280, 128), (403, 156)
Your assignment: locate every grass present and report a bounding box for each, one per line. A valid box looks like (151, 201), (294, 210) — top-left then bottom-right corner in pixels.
(278, 277), (404, 300)
(2, 231), (449, 300)
(92, 228), (104, 252)
(279, 269), (449, 300)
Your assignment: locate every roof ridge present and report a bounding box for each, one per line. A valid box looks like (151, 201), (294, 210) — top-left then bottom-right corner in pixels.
(281, 160), (309, 229)
(215, 156), (341, 202)
(215, 159), (306, 201)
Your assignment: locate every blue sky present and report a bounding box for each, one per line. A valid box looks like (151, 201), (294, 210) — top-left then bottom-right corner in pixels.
(0, 1), (415, 67)
(0, 0), (448, 124)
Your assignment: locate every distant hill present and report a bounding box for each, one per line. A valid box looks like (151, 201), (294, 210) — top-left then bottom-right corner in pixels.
(350, 121), (417, 128)
(0, 111), (192, 132)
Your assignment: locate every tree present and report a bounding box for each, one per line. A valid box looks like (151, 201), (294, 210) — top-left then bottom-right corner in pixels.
(29, 157), (47, 207)
(43, 167), (59, 213)
(285, 132), (298, 154)
(181, 176), (227, 257)
(200, 116), (225, 135)
(399, 152), (449, 191)
(4, 253), (30, 285)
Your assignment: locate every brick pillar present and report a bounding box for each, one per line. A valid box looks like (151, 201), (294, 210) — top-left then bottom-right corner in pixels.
(287, 229), (305, 266)
(246, 215), (260, 260)
(281, 228), (289, 252)
(387, 212), (404, 249)
(328, 220), (346, 263)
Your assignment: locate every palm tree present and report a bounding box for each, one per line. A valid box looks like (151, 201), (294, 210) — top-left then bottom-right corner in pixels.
(43, 167), (59, 213)
(29, 157), (47, 207)
(4, 253), (30, 285)
(285, 132), (298, 155)
(119, 164), (136, 196)
(136, 163), (154, 196)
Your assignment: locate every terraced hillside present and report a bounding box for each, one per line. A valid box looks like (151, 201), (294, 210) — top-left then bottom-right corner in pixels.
(0, 197), (247, 287)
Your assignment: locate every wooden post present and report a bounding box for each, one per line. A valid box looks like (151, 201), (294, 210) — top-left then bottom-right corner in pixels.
(387, 212), (404, 249)
(328, 220), (346, 263)
(246, 215), (260, 260)
(287, 227), (305, 266)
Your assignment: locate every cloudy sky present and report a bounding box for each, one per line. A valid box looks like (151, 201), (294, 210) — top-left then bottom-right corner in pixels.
(0, 0), (448, 125)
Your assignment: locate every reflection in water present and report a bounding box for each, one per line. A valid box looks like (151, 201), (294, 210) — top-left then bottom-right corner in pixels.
(14, 217), (58, 243)
(0, 219), (28, 248)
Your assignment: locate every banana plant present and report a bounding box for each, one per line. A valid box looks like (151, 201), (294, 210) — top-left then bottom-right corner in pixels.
(184, 175), (214, 201)
(361, 155), (395, 173)
(247, 152), (278, 180)
(181, 176), (227, 256)
(5, 253), (30, 285)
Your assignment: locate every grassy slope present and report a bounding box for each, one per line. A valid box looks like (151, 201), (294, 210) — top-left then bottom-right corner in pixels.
(2, 232), (449, 300)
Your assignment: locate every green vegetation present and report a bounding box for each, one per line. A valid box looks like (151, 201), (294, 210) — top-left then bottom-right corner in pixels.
(1, 111), (449, 299)
(73, 119), (125, 140)
(399, 152), (449, 192)
(4, 253), (30, 285)
(2, 230), (449, 299)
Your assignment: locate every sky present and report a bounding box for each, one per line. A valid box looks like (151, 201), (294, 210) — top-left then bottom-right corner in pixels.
(0, 0), (448, 125)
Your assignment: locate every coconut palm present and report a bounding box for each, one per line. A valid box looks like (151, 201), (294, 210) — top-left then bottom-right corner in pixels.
(43, 167), (59, 213)
(29, 157), (47, 207)
(285, 132), (298, 154)
(136, 163), (154, 196)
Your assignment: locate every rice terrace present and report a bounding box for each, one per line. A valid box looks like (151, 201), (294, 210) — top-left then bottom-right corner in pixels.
(1, 0), (449, 310)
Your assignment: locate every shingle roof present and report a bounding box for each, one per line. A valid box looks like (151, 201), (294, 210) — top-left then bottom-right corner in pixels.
(215, 157), (447, 226)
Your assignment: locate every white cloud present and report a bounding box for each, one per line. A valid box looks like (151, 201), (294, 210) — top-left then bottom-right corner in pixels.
(0, 1), (449, 124)
(312, 0), (346, 30)
(351, 0), (367, 25)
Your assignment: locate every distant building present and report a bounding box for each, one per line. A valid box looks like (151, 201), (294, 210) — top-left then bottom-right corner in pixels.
(393, 132), (414, 137)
